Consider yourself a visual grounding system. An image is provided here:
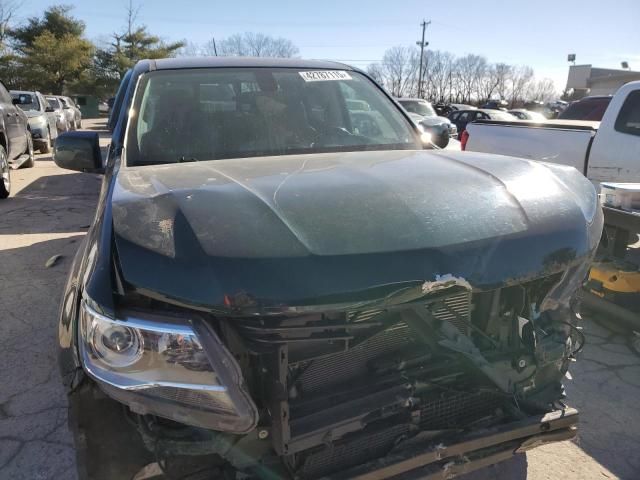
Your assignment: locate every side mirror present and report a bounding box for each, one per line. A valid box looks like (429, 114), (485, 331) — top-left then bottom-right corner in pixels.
(12, 98), (20, 105)
(45, 106), (54, 112)
(53, 131), (104, 174)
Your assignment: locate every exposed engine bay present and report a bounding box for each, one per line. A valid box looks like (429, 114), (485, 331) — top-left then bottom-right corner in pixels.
(108, 273), (583, 479)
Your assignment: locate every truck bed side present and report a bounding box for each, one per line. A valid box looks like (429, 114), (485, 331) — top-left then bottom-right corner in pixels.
(465, 120), (598, 174)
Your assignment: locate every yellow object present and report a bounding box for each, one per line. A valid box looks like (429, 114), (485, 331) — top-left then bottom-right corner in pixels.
(589, 262), (640, 293)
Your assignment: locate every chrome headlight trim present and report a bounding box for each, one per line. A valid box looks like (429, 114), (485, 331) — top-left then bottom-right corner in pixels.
(78, 299), (258, 433)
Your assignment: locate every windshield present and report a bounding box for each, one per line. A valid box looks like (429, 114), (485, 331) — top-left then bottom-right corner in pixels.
(11, 92), (40, 111)
(47, 97), (61, 109)
(126, 68), (420, 166)
(399, 100), (436, 117)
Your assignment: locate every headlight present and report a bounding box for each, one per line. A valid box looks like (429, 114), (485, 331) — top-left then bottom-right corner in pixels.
(79, 299), (258, 433)
(29, 116), (47, 127)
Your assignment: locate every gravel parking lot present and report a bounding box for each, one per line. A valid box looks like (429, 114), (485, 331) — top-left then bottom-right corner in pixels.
(0, 118), (638, 480)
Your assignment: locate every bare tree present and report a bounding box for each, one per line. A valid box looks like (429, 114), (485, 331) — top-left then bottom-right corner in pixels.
(125, 0), (141, 38)
(508, 66), (534, 107)
(368, 46), (419, 97)
(527, 78), (557, 102)
(493, 63), (512, 101)
(0, 0), (21, 49)
(218, 32), (298, 58)
(371, 44), (558, 105)
(455, 54), (486, 103)
(427, 50), (455, 102)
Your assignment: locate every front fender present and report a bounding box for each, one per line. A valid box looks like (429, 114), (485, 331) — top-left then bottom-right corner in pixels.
(58, 166), (118, 390)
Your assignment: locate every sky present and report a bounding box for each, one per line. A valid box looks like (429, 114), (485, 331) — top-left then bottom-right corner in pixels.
(16, 0), (640, 91)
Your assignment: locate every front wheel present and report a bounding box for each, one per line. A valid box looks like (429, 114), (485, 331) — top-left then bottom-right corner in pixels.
(0, 145), (11, 199)
(40, 130), (52, 154)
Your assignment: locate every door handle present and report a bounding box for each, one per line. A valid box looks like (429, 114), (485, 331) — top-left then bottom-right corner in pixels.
(6, 113), (13, 117)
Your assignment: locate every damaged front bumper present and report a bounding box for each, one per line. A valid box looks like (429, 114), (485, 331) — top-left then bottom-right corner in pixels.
(325, 407), (577, 480)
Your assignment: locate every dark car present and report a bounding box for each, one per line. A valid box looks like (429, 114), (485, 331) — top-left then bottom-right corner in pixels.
(11, 90), (58, 153)
(55, 57), (600, 480)
(449, 108), (517, 133)
(0, 81), (33, 197)
(558, 95), (612, 121)
(480, 100), (509, 110)
(397, 98), (458, 147)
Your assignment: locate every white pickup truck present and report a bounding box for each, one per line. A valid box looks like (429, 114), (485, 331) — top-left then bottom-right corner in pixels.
(463, 81), (640, 183)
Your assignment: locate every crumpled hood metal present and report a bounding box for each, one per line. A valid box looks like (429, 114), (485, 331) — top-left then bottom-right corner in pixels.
(112, 150), (602, 310)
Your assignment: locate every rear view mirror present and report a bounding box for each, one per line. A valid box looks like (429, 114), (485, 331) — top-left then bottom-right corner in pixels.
(53, 131), (104, 174)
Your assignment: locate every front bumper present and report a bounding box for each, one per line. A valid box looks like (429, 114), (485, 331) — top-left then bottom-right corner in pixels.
(69, 374), (578, 480)
(326, 407), (578, 480)
(29, 125), (47, 140)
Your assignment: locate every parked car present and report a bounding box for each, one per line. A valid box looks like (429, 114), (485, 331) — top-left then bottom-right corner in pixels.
(397, 98), (458, 147)
(0, 81), (34, 197)
(55, 57), (599, 480)
(464, 81), (640, 184)
(480, 99), (509, 110)
(558, 95), (612, 121)
(449, 108), (517, 133)
(449, 103), (477, 111)
(57, 95), (82, 130)
(46, 96), (69, 132)
(508, 109), (548, 121)
(11, 90), (58, 153)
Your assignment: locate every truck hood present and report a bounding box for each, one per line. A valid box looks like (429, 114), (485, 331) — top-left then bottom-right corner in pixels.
(111, 150), (601, 310)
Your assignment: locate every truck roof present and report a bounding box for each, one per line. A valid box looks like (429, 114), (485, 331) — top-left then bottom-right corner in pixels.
(150, 56), (355, 71)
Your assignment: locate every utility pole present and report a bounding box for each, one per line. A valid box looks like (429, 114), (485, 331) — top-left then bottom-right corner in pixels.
(416, 20), (430, 98)
(212, 37), (218, 56)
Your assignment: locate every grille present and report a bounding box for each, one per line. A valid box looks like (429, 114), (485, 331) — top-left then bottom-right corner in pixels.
(295, 389), (504, 479)
(296, 423), (410, 479)
(295, 323), (413, 394)
(426, 290), (471, 335)
(419, 390), (504, 429)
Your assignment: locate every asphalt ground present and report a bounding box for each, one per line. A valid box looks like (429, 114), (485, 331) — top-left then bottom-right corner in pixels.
(0, 118), (638, 479)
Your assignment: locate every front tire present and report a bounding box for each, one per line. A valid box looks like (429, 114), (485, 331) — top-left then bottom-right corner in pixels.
(0, 146), (11, 199)
(40, 129), (52, 154)
(23, 133), (35, 168)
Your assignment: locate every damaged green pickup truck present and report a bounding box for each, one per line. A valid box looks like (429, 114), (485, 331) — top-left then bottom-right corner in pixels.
(55, 58), (602, 479)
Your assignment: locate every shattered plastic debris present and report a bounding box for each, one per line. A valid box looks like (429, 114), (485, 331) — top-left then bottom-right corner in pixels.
(45, 254), (63, 268)
(422, 274), (472, 294)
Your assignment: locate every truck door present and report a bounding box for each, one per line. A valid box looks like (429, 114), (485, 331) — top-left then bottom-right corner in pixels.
(588, 85), (640, 183)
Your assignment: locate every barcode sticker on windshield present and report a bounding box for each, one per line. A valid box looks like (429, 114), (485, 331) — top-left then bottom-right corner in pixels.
(299, 71), (352, 82)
